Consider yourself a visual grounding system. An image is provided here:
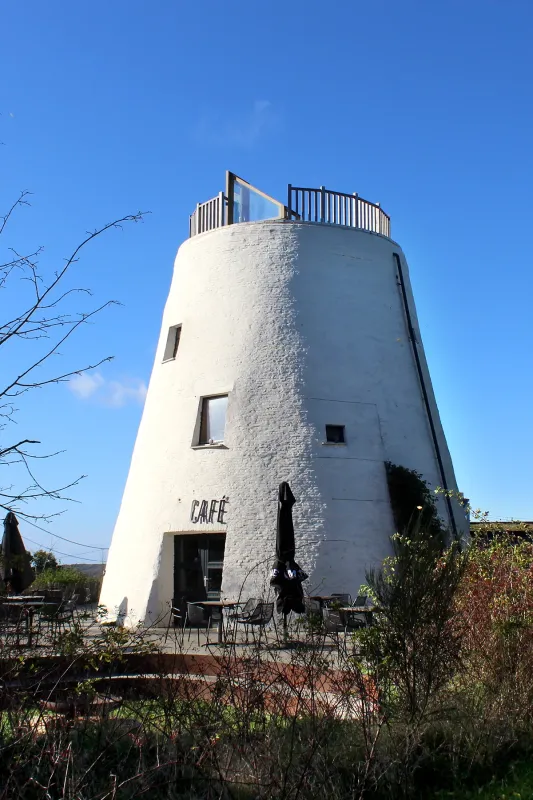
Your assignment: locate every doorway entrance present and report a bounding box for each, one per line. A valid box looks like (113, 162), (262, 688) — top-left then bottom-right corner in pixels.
(173, 533), (226, 606)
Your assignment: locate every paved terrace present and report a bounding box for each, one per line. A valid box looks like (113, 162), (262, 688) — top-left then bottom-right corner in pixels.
(79, 607), (350, 667)
(0, 608), (372, 721)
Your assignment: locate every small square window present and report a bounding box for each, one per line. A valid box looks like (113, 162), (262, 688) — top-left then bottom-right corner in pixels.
(163, 325), (182, 361)
(199, 395), (228, 445)
(325, 425), (345, 444)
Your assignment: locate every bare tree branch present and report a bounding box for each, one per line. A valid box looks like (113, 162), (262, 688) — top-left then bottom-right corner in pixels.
(0, 213), (143, 349)
(0, 190), (148, 517)
(0, 439), (40, 459)
(0, 190), (31, 237)
(1, 301), (118, 397)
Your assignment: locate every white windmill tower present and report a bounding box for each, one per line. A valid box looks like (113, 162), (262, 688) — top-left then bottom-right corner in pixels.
(99, 172), (466, 626)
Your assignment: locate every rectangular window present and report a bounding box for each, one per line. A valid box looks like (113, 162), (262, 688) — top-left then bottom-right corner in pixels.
(163, 325), (182, 361)
(199, 395), (228, 445)
(325, 424), (345, 444)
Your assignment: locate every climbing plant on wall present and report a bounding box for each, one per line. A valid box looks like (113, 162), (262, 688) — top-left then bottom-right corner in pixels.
(385, 461), (446, 542)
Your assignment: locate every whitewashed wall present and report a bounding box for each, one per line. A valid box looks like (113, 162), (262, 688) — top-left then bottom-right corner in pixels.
(99, 221), (466, 625)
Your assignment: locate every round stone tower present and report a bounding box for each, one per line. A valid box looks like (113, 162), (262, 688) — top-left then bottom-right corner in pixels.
(99, 174), (466, 625)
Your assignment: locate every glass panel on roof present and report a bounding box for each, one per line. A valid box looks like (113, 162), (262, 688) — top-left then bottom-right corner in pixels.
(233, 177), (284, 223)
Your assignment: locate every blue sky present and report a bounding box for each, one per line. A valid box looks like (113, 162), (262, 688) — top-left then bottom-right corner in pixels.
(2, 0), (532, 561)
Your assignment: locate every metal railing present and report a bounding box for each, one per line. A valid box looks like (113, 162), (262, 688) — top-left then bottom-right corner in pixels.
(189, 192), (226, 237)
(287, 185), (390, 237)
(189, 175), (390, 239)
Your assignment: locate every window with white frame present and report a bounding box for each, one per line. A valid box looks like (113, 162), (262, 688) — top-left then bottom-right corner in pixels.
(198, 395), (228, 445)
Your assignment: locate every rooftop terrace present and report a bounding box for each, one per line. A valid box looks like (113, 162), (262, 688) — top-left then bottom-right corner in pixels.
(189, 171), (391, 239)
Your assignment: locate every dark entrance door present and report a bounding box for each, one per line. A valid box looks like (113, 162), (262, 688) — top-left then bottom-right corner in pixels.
(173, 534), (226, 608)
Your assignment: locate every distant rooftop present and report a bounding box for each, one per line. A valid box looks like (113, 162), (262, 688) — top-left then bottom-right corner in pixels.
(470, 521), (533, 541)
(470, 521), (533, 530)
(189, 171), (391, 239)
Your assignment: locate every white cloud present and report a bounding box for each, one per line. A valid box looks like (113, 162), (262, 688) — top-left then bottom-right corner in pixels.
(194, 100), (279, 148)
(105, 378), (147, 408)
(68, 372), (147, 408)
(69, 372), (104, 399)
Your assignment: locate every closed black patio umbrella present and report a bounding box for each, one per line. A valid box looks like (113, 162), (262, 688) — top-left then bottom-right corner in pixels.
(1, 512), (34, 594)
(270, 482), (308, 627)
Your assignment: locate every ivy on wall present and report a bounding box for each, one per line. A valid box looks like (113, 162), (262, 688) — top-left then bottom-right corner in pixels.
(385, 461), (446, 541)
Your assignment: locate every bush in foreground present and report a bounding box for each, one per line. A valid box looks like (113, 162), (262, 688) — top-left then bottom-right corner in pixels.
(2, 530), (533, 797)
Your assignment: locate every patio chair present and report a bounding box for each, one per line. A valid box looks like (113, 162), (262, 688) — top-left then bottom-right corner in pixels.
(184, 602), (211, 646)
(304, 598), (322, 614)
(331, 593), (353, 606)
(164, 603), (184, 643)
(0, 603), (29, 648)
(299, 597), (324, 637)
(353, 595), (369, 608)
(43, 589), (63, 604)
(235, 602), (274, 643)
(227, 597), (259, 621)
(38, 596), (78, 641)
(225, 597), (259, 639)
(342, 600), (371, 647)
(322, 608), (346, 650)
(348, 595), (374, 628)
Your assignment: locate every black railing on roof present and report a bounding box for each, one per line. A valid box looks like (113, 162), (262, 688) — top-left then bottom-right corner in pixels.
(287, 185), (390, 238)
(189, 172), (390, 238)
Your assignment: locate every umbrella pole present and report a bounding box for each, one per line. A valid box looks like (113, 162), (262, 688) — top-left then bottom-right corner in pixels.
(283, 612), (288, 643)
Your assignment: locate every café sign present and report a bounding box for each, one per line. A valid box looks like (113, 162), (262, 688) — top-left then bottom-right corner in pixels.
(190, 496), (228, 525)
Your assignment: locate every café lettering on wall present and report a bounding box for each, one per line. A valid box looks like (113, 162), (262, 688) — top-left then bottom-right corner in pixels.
(190, 497), (228, 525)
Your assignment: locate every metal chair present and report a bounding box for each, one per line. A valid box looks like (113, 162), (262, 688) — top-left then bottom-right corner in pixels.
(300, 597), (324, 638)
(341, 596), (371, 647)
(235, 601), (274, 643)
(331, 593), (353, 606)
(226, 597), (259, 640)
(347, 595), (374, 628)
(0, 604), (29, 648)
(36, 602), (62, 639)
(322, 607), (346, 650)
(228, 597), (259, 621)
(353, 594), (369, 607)
(343, 608), (367, 630)
(164, 603), (184, 643)
(184, 602), (210, 646)
(303, 597), (322, 622)
(37, 596), (78, 641)
(43, 589), (63, 604)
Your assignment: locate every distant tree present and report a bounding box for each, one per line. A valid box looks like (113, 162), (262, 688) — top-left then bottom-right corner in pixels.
(31, 549), (58, 574)
(0, 189), (146, 520)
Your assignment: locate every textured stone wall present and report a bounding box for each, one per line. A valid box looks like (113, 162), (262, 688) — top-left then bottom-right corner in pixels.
(99, 220), (465, 625)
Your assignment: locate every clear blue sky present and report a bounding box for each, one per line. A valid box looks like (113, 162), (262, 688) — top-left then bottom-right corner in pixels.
(2, 1), (532, 561)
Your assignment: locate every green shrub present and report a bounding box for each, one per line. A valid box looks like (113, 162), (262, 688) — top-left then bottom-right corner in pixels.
(364, 514), (467, 722)
(31, 565), (88, 599)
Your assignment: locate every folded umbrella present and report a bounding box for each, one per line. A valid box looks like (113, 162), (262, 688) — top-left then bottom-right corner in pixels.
(270, 482), (307, 616)
(1, 512), (34, 594)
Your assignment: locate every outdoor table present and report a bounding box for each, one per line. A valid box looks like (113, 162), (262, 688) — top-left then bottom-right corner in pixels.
(339, 606), (374, 627)
(196, 600), (242, 644)
(2, 599), (46, 646)
(4, 595), (45, 602)
(309, 595), (337, 609)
